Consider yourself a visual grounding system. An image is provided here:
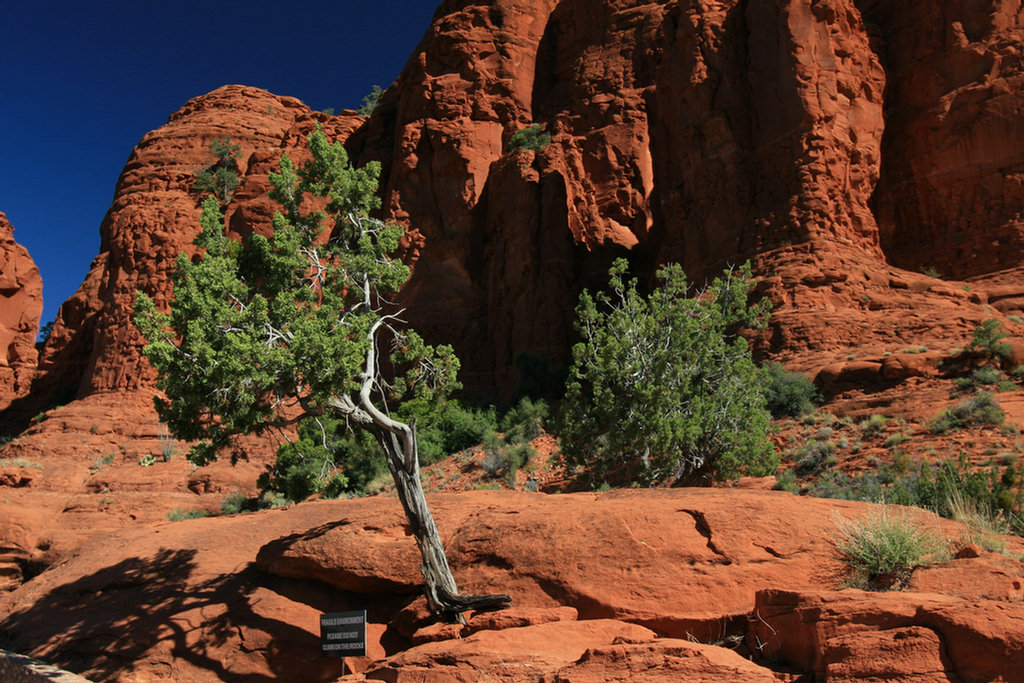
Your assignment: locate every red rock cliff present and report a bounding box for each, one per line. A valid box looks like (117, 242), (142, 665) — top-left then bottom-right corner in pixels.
(23, 0), (1024, 409)
(0, 213), (42, 415)
(351, 0), (1024, 394)
(29, 86), (361, 408)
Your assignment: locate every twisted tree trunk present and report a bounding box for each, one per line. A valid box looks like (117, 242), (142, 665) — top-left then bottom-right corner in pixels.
(370, 421), (512, 623)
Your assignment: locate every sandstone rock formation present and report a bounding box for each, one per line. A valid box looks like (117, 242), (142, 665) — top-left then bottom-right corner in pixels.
(29, 86), (360, 410)
(350, 0), (1024, 395)
(16, 0), (1024, 414)
(1, 489), (1021, 683)
(0, 213), (42, 416)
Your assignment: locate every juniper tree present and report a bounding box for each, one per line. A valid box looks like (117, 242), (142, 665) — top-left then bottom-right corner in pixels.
(557, 259), (777, 487)
(136, 126), (511, 622)
(193, 136), (242, 204)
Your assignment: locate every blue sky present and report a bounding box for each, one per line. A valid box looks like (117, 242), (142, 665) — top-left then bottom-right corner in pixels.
(1, 1), (437, 330)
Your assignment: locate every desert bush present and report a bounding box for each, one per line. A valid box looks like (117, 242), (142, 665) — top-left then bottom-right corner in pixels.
(557, 259), (776, 487)
(968, 318), (1011, 360)
(167, 509), (208, 521)
(884, 431), (911, 449)
(833, 506), (948, 588)
(859, 414), (888, 437)
(220, 491), (248, 516)
(811, 452), (1023, 534)
(928, 392), (1005, 433)
(500, 397), (548, 443)
(774, 468), (798, 493)
(193, 137), (241, 204)
(356, 85), (382, 118)
(946, 489), (1008, 553)
(795, 439), (838, 475)
(762, 363), (820, 418)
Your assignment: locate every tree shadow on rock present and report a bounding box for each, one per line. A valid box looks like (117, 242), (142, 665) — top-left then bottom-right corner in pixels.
(0, 548), (350, 683)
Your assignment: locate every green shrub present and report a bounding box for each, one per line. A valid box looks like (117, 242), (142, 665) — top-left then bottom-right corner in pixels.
(859, 414), (888, 437)
(138, 454), (157, 467)
(507, 124), (551, 152)
(884, 431), (911, 449)
(795, 439), (837, 475)
(929, 392), (1005, 433)
(167, 509), (209, 521)
(833, 507), (948, 588)
(947, 489), (1008, 553)
(193, 137), (241, 204)
(774, 468), (799, 493)
(972, 366), (1003, 385)
(811, 452), (1023, 531)
(480, 429), (536, 486)
(0, 458), (43, 470)
(557, 259), (776, 487)
(968, 318), (1012, 360)
(220, 491), (248, 515)
(762, 363), (820, 418)
(500, 397), (548, 443)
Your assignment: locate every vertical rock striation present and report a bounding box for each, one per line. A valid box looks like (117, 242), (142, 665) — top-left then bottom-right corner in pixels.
(16, 0), (1024, 412)
(0, 213), (42, 416)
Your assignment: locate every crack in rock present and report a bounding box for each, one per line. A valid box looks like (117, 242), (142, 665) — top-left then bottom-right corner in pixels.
(679, 509), (731, 565)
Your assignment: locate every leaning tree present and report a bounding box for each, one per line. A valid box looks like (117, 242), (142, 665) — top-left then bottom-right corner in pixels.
(135, 126), (511, 622)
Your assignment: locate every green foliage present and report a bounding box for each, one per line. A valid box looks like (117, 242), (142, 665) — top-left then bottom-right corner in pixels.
(260, 399), (499, 502)
(138, 454), (157, 467)
(220, 491), (249, 515)
(956, 366), (1004, 392)
(406, 400), (498, 465)
(481, 428), (535, 486)
(762, 363), (819, 418)
(507, 124), (551, 152)
(136, 125), (460, 481)
(474, 398), (548, 487)
(556, 259), (776, 486)
(774, 468), (798, 493)
(883, 431), (911, 449)
(193, 136), (242, 204)
(794, 439), (837, 475)
(167, 508), (209, 521)
(37, 320), (54, 344)
(833, 507), (947, 587)
(356, 85), (383, 118)
(500, 397), (548, 443)
(928, 392), (1005, 433)
(859, 414), (888, 437)
(968, 318), (1012, 360)
(0, 458), (43, 470)
(811, 452), (1023, 533)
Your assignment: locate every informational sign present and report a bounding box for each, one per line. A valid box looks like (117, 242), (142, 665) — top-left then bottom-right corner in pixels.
(320, 610), (367, 657)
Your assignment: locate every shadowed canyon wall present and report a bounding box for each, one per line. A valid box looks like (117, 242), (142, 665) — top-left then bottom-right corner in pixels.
(0, 214), (42, 413)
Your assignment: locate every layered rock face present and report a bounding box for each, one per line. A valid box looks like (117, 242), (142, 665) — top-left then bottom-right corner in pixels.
(869, 0), (1024, 279)
(20, 0), (1024, 408)
(0, 213), (42, 414)
(354, 0), (1024, 395)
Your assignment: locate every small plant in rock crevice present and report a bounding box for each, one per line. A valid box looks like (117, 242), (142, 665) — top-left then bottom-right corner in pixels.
(507, 123), (551, 152)
(832, 506), (949, 590)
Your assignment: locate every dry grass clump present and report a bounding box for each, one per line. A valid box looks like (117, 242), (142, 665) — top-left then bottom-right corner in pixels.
(833, 506), (949, 590)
